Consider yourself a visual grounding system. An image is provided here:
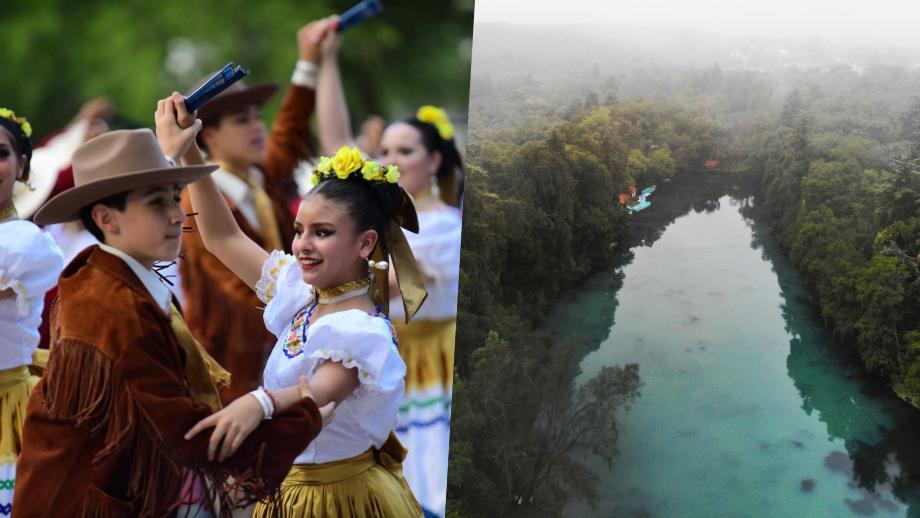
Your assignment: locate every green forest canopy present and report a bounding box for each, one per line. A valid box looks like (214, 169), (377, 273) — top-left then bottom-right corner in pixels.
(1, 1), (473, 140)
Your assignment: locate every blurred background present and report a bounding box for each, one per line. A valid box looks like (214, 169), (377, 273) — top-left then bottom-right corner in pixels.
(0, 0), (473, 142)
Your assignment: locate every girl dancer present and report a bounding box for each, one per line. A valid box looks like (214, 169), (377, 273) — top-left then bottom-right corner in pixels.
(0, 108), (64, 514)
(314, 23), (462, 517)
(157, 92), (426, 517)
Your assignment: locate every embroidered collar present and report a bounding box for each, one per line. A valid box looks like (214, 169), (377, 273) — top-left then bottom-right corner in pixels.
(315, 277), (371, 304)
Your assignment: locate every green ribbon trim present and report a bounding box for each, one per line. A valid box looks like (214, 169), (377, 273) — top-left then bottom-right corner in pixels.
(399, 396), (452, 413)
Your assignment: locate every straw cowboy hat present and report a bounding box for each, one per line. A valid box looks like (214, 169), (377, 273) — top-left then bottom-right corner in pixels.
(189, 75), (278, 125)
(33, 129), (217, 225)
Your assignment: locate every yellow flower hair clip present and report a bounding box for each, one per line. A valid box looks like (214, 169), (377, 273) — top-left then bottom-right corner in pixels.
(0, 107), (32, 138)
(416, 105), (454, 141)
(311, 146), (400, 186)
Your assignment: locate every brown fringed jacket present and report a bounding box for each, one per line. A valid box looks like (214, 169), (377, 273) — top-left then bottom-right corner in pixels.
(180, 84), (315, 403)
(13, 246), (322, 517)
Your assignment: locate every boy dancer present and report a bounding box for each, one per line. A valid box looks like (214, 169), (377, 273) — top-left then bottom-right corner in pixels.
(13, 129), (323, 517)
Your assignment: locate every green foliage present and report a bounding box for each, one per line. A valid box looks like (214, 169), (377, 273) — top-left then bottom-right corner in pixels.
(755, 89), (920, 405)
(646, 148), (677, 183)
(450, 98), (700, 516)
(1, 1), (473, 139)
(449, 331), (640, 517)
(625, 148), (648, 184)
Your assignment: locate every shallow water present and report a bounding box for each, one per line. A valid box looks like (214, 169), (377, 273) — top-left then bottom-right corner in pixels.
(554, 184), (920, 517)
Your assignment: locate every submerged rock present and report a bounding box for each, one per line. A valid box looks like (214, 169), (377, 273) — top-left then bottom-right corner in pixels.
(879, 500), (898, 513)
(824, 451), (852, 473)
(800, 479), (815, 492)
(844, 497), (876, 516)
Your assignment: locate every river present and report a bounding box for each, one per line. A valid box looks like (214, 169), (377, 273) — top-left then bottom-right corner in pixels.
(554, 173), (920, 517)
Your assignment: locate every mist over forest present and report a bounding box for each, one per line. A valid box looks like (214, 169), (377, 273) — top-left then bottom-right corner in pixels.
(470, 22), (920, 143)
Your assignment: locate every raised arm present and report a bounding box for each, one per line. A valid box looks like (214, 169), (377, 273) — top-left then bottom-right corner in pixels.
(315, 18), (358, 154)
(258, 19), (336, 184)
(155, 94), (268, 290)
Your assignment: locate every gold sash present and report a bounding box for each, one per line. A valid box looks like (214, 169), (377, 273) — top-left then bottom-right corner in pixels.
(216, 162), (283, 252)
(168, 303), (231, 412)
(283, 433), (408, 485)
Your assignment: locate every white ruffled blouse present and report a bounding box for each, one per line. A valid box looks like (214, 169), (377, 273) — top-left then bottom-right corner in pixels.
(256, 250), (406, 464)
(389, 206), (462, 322)
(0, 220), (64, 370)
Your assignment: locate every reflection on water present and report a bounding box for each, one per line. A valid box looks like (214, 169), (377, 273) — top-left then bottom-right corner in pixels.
(550, 173), (920, 517)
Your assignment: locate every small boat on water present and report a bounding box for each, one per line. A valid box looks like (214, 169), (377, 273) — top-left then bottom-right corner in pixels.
(622, 184), (658, 214)
(628, 200), (651, 213)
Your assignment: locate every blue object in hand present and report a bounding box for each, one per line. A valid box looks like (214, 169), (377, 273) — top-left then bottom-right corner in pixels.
(337, 0), (383, 33)
(184, 63), (248, 112)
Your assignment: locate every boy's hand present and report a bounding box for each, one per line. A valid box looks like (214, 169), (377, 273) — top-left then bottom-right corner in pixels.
(154, 93), (201, 163)
(298, 16), (339, 64)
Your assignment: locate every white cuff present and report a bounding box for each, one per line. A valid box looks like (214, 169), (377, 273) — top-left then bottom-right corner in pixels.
(291, 59), (317, 89)
(250, 388), (274, 420)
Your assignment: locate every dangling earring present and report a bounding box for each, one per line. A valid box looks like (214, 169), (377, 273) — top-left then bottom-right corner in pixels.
(367, 257), (388, 290)
(430, 176), (440, 201)
(367, 258), (389, 271)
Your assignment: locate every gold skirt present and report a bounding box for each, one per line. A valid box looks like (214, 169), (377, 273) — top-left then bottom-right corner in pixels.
(0, 355), (45, 464)
(393, 319), (456, 392)
(252, 435), (422, 518)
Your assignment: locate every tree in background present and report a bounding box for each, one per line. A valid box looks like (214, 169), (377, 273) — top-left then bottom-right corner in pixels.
(1, 0), (473, 139)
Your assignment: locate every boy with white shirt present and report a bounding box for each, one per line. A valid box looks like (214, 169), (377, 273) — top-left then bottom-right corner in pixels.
(12, 129), (323, 517)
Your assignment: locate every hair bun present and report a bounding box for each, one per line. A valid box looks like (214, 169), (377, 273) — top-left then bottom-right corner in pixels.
(373, 181), (405, 216)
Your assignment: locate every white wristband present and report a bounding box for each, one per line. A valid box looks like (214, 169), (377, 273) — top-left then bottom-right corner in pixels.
(292, 59), (317, 89)
(249, 388), (274, 420)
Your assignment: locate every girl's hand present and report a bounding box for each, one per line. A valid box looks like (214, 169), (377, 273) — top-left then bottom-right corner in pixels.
(154, 93), (201, 163)
(184, 393), (264, 461)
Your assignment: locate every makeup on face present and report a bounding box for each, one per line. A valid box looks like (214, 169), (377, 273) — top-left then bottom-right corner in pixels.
(0, 131), (22, 208)
(292, 196), (370, 290)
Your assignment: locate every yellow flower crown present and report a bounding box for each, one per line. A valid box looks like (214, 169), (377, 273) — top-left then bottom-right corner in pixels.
(416, 105), (454, 141)
(310, 146), (400, 186)
(0, 107), (32, 138)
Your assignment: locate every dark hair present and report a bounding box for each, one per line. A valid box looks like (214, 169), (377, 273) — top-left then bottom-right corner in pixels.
(78, 191), (129, 242)
(309, 176), (403, 237)
(400, 117), (464, 207)
(0, 118), (33, 181)
(195, 107), (249, 154)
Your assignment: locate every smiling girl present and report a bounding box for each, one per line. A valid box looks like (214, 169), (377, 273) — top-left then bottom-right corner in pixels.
(157, 92), (426, 517)
(0, 108), (64, 515)
(313, 22), (463, 517)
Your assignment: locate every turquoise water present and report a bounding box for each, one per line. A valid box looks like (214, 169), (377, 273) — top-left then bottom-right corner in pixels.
(556, 187), (920, 517)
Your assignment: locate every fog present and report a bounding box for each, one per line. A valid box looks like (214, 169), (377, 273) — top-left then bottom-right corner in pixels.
(475, 0), (920, 50)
